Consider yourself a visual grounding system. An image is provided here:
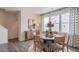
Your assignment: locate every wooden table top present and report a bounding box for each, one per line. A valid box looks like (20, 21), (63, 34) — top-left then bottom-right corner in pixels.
(40, 34), (64, 40)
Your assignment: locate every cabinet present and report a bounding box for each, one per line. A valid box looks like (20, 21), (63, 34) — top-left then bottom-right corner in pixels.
(25, 31), (32, 40)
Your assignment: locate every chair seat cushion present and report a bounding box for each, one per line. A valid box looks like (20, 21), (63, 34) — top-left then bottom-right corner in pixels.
(55, 43), (63, 49)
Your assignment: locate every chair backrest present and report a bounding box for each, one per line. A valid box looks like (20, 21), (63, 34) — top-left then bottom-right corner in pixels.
(34, 35), (40, 42)
(52, 31), (58, 34)
(33, 35), (41, 48)
(45, 31), (49, 36)
(45, 31), (58, 37)
(65, 34), (70, 45)
(56, 32), (70, 45)
(36, 30), (40, 35)
(55, 36), (65, 45)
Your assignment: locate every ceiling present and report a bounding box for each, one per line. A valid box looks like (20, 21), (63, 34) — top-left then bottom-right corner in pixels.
(0, 7), (63, 14)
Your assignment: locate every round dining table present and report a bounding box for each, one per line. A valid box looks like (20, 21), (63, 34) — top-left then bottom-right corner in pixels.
(40, 36), (55, 52)
(40, 34), (64, 52)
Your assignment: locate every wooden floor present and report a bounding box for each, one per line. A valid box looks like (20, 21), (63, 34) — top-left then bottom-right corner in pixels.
(0, 40), (79, 52)
(0, 40), (33, 52)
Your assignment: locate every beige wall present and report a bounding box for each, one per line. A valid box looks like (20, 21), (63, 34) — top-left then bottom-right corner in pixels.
(0, 10), (5, 26)
(5, 12), (18, 39)
(0, 9), (18, 39)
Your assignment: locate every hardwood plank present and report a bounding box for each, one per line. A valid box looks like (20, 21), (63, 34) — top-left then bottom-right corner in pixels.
(0, 40), (33, 52)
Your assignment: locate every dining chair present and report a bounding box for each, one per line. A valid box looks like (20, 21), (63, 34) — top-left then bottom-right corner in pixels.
(45, 31), (58, 37)
(50, 32), (70, 52)
(57, 32), (70, 52)
(64, 33), (70, 52)
(33, 35), (41, 51)
(46, 31), (49, 37)
(33, 35), (48, 52)
(52, 31), (58, 34)
(54, 36), (65, 52)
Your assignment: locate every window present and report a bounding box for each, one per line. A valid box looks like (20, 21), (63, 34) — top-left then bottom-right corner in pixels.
(42, 8), (70, 33)
(61, 12), (70, 33)
(43, 17), (49, 31)
(51, 15), (59, 32)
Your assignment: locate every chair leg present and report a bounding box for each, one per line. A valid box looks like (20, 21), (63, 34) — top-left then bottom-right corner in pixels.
(62, 45), (64, 52)
(62, 46), (64, 52)
(67, 45), (69, 52)
(33, 46), (36, 52)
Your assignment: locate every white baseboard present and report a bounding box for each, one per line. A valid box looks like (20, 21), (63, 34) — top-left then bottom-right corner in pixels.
(0, 41), (8, 44)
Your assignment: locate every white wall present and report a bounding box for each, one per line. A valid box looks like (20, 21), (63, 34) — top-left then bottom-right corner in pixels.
(17, 12), (22, 41)
(0, 25), (8, 44)
(19, 9), (41, 41)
